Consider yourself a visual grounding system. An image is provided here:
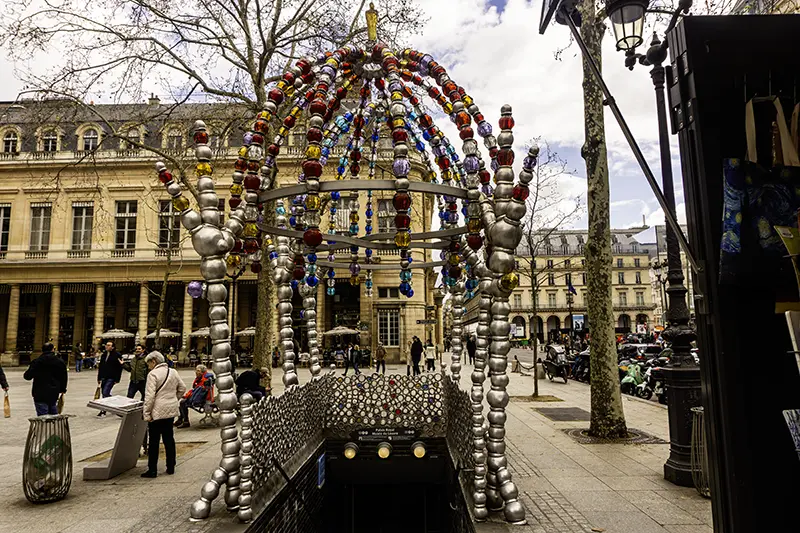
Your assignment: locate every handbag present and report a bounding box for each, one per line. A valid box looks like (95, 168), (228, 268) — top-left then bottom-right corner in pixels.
(720, 98), (800, 300)
(4, 392), (10, 418)
(93, 386), (101, 400)
(57, 394), (64, 414)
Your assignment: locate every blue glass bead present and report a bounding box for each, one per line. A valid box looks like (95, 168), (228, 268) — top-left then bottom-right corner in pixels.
(445, 276), (457, 287)
(399, 281), (411, 294)
(400, 270), (412, 281)
(422, 130), (431, 141)
(331, 191), (341, 200)
(269, 251), (279, 260)
(307, 253), (317, 263)
(407, 288), (414, 298)
(365, 249), (373, 257)
(299, 309), (305, 319)
(393, 159), (410, 176)
(350, 245), (359, 253)
(330, 207), (337, 214)
(415, 141), (425, 152)
(307, 275), (319, 287)
(464, 155), (480, 173)
(291, 280), (299, 290)
(328, 269), (336, 278)
(461, 206), (468, 216)
(365, 224), (372, 233)
(372, 133), (379, 142)
(409, 111), (418, 120)
(307, 264), (317, 275)
(365, 209), (373, 217)
(327, 287), (336, 296)
(344, 112), (354, 121)
(341, 123), (350, 133)
(337, 166), (346, 175)
(447, 212), (458, 223)
(289, 216), (297, 227)
(346, 142), (353, 150)
(349, 224), (358, 234)
(439, 211), (447, 220)
(407, 256), (413, 263)
(491, 159), (499, 172)
(365, 280), (373, 289)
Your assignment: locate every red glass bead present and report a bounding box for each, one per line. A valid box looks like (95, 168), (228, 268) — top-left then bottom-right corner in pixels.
(250, 261), (263, 274)
(328, 99), (341, 112)
(301, 72), (315, 84)
(455, 112), (471, 128)
(293, 266), (306, 280)
(402, 86), (413, 98)
(400, 70), (412, 81)
(449, 91), (460, 103)
(254, 120), (268, 133)
(229, 197), (242, 208)
(306, 128), (323, 143)
(437, 157), (451, 170)
(479, 170), (491, 184)
(353, 116), (366, 129)
(350, 150), (362, 161)
(268, 88), (284, 105)
(412, 74), (422, 85)
(349, 163), (360, 174)
(305, 89), (315, 101)
(459, 127), (474, 140)
(302, 160), (322, 177)
(193, 131), (208, 144)
(267, 144), (280, 156)
(283, 72), (295, 84)
(337, 87), (348, 99)
(489, 147), (499, 159)
(283, 115), (296, 128)
(419, 114), (433, 128)
(497, 149), (514, 166)
(499, 116), (515, 130)
(467, 234), (483, 250)
(513, 185), (530, 201)
(409, 96), (419, 106)
(360, 85), (370, 98)
(443, 81), (457, 95)
(296, 59), (311, 74)
(309, 99), (326, 116)
(448, 265), (462, 279)
(428, 87), (440, 98)
(243, 238), (259, 254)
(247, 160), (259, 171)
(393, 192), (411, 211)
(431, 65), (445, 78)
(232, 240), (243, 253)
(303, 228), (323, 247)
(475, 113), (485, 123)
(158, 170), (172, 184)
(449, 241), (461, 253)
(394, 213), (411, 229)
(391, 129), (408, 143)
(244, 174), (261, 190)
(251, 133), (264, 145)
(234, 158), (247, 171)
(374, 78), (385, 90)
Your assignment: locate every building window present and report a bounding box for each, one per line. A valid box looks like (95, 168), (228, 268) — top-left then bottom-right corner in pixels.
(581, 290), (587, 304)
(631, 243), (639, 253)
(546, 259), (554, 269)
(126, 128), (141, 149)
(618, 272), (625, 284)
(378, 308), (400, 347)
(378, 287), (400, 298)
(565, 273), (572, 286)
(166, 129), (183, 149)
(513, 293), (522, 308)
(635, 292), (645, 305)
(0, 204), (10, 252)
(634, 258), (641, 267)
(635, 271), (642, 284)
(82, 128), (99, 151)
(533, 291), (539, 305)
(582, 272), (587, 285)
(42, 131), (58, 152)
(159, 200), (180, 249)
(545, 243), (553, 255)
(209, 133), (221, 151)
(578, 243), (585, 254)
(619, 292), (628, 306)
(561, 243), (569, 254)
(335, 208), (349, 234)
(115, 200), (138, 249)
(547, 293), (557, 307)
(616, 258), (623, 268)
(564, 259), (571, 268)
(71, 202), (93, 250)
(29, 204), (52, 251)
(3, 132), (18, 153)
(377, 199), (396, 233)
(548, 273), (555, 285)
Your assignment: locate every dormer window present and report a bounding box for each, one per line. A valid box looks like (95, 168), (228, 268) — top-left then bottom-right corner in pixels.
(3, 132), (18, 153)
(82, 129), (99, 151)
(42, 130), (58, 152)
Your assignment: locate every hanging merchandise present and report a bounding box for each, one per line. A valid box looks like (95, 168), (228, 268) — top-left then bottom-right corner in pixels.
(720, 98), (800, 301)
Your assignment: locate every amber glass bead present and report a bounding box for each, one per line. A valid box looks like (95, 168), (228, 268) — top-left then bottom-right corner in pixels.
(350, 275), (361, 286)
(234, 158), (247, 171)
(226, 255), (241, 268)
(254, 120), (268, 133)
(419, 114), (432, 128)
(193, 131), (208, 144)
(394, 231), (411, 248)
(172, 196), (190, 211)
(393, 192), (411, 210)
(350, 212), (360, 223)
(391, 130), (408, 143)
(242, 223), (258, 238)
(247, 161), (259, 172)
(305, 194), (321, 211)
(391, 118), (405, 129)
(501, 272), (519, 291)
(455, 112), (471, 128)
(230, 183), (243, 195)
(195, 162), (212, 176)
(467, 218), (482, 232)
(243, 238), (259, 254)
(427, 171), (437, 182)
(305, 145), (321, 159)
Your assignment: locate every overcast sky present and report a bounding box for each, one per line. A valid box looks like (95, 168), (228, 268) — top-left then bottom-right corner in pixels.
(0, 0), (688, 240)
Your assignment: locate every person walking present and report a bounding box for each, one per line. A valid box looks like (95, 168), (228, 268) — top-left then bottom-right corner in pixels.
(124, 344), (149, 400)
(374, 342), (387, 374)
(405, 340), (413, 376)
(411, 336), (423, 376)
(466, 336), (477, 365)
(74, 343), (84, 373)
(425, 339), (436, 372)
(23, 343), (67, 416)
(96, 341), (123, 417)
(0, 364), (8, 392)
(343, 343), (360, 376)
(141, 351), (186, 478)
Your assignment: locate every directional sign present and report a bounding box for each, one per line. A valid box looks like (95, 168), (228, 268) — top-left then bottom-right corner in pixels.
(417, 319), (437, 325)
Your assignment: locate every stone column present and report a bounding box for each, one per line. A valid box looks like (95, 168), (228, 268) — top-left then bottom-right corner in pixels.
(138, 282), (149, 342)
(34, 296), (47, 355)
(2, 284), (20, 366)
(94, 283), (105, 351)
(182, 283), (193, 354)
(49, 284), (61, 351)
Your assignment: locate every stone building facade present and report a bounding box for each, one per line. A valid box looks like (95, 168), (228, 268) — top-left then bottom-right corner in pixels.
(0, 98), (438, 365)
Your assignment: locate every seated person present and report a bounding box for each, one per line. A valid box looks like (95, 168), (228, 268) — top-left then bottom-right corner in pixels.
(175, 365), (214, 429)
(235, 367), (269, 401)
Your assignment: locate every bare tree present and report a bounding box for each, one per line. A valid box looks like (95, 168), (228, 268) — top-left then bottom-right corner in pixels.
(516, 140), (583, 397)
(1, 0), (426, 384)
(578, 0), (628, 439)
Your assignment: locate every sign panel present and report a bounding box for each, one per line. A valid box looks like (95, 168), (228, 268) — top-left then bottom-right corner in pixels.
(353, 427), (418, 443)
(573, 314), (585, 331)
(317, 453), (326, 489)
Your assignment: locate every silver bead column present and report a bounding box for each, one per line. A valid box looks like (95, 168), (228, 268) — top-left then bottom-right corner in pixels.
(302, 282), (322, 377)
(449, 281), (464, 381)
(236, 393), (255, 523)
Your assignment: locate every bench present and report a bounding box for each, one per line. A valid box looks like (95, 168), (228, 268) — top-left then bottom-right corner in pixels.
(190, 397), (219, 426)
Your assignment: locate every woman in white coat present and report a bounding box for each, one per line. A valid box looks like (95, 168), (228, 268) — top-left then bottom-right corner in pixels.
(142, 351), (187, 478)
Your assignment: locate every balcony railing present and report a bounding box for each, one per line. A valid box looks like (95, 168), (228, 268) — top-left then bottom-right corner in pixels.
(67, 250), (90, 259)
(111, 249), (135, 258)
(25, 250), (48, 259)
(0, 152), (20, 160)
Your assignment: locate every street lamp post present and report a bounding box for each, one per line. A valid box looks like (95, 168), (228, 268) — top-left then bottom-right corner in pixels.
(651, 258), (669, 325)
(605, 0), (701, 487)
(566, 292), (574, 356)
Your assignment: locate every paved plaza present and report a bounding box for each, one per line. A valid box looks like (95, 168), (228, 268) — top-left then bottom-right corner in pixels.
(0, 353), (712, 533)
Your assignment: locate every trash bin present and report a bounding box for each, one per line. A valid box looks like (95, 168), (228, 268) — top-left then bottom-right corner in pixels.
(690, 407), (711, 499)
(22, 414), (73, 503)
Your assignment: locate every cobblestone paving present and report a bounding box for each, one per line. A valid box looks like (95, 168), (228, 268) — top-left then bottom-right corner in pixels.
(519, 491), (594, 533)
(506, 437), (542, 478)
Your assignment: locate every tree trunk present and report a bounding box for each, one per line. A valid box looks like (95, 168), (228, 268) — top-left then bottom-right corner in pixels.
(579, 0), (628, 439)
(155, 258), (170, 352)
(254, 200), (276, 387)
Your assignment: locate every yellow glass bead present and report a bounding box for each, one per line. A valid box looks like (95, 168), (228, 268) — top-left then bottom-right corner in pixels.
(278, 126), (289, 137)
(238, 147), (248, 157)
(394, 231), (411, 248)
(500, 272), (519, 291)
(305, 194), (321, 211)
(342, 79), (352, 90)
(441, 169), (452, 181)
(230, 183), (243, 195)
(243, 223), (258, 238)
(329, 222), (336, 230)
(326, 58), (339, 68)
(391, 91), (403, 101)
(442, 102), (454, 114)
(462, 95), (474, 106)
(350, 212), (359, 223)
(276, 80), (288, 91)
(195, 162), (213, 176)
(305, 145), (321, 159)
(257, 111), (272, 121)
(427, 171), (437, 182)
(392, 118), (405, 129)
(264, 238), (273, 247)
(226, 255), (241, 267)
(350, 275), (361, 286)
(284, 86), (295, 98)
(467, 218), (482, 232)
(172, 196), (190, 211)
(290, 106), (302, 117)
(448, 254), (460, 266)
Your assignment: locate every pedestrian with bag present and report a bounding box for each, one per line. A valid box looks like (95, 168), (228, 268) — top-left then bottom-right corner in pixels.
(411, 336), (423, 376)
(124, 344), (149, 400)
(74, 343), (84, 373)
(23, 343), (67, 416)
(141, 351), (186, 478)
(374, 342), (387, 374)
(96, 341), (123, 417)
(343, 343), (360, 376)
(425, 339), (436, 372)
(466, 335), (477, 365)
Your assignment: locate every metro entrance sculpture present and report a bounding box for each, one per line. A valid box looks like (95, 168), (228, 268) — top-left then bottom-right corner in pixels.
(153, 5), (532, 526)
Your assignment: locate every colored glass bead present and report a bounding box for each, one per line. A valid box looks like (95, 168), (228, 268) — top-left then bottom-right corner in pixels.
(305, 145), (321, 159)
(193, 131), (208, 144)
(499, 116), (515, 130)
(226, 255), (241, 267)
(394, 231), (411, 248)
(229, 197), (242, 208)
(501, 272), (519, 291)
(302, 160), (322, 177)
(307, 128), (323, 142)
(497, 148), (514, 166)
(244, 174), (261, 190)
(512, 185), (530, 201)
(350, 275), (361, 286)
(243, 223), (258, 238)
(158, 170), (172, 184)
(243, 238), (259, 254)
(250, 261), (262, 274)
(393, 192), (411, 210)
(172, 196), (190, 211)
(467, 234), (483, 250)
(230, 183), (243, 195)
(391, 129), (408, 143)
(393, 158), (410, 176)
(394, 213), (411, 229)
(467, 218), (482, 232)
(305, 195), (321, 210)
(268, 88), (284, 105)
(303, 228), (323, 247)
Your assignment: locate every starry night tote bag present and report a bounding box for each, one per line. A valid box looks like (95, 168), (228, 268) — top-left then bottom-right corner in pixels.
(720, 98), (800, 299)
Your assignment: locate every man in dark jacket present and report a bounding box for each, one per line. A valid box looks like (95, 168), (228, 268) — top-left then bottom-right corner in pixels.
(410, 336), (424, 376)
(235, 367), (269, 401)
(23, 343), (67, 416)
(124, 343), (149, 400)
(0, 364), (9, 392)
(97, 341), (123, 417)
(466, 336), (477, 365)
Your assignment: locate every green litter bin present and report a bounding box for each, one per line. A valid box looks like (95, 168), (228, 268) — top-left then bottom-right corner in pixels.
(23, 414), (73, 503)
